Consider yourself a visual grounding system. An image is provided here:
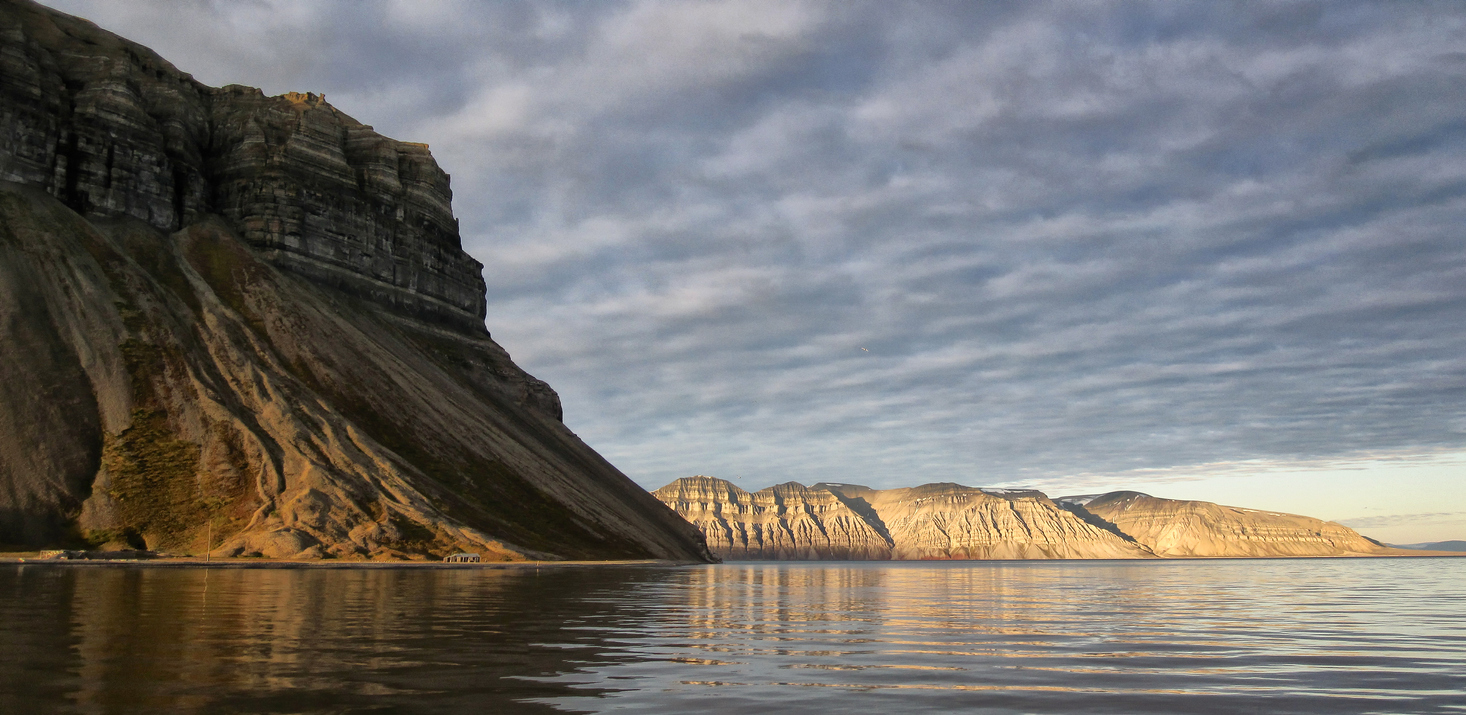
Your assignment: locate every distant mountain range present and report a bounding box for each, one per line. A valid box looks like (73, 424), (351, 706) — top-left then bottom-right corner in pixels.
(653, 476), (1445, 560)
(1391, 540), (1466, 552)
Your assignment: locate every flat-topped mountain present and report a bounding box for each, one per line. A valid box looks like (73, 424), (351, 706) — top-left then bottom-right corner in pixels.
(651, 477), (893, 559)
(656, 477), (1400, 560)
(0, 0), (712, 562)
(1068, 491), (1388, 558)
(653, 477), (1154, 560)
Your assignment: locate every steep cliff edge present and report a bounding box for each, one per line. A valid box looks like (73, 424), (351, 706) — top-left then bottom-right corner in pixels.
(651, 477), (892, 559)
(1069, 492), (1389, 558)
(0, 0), (712, 562)
(0, 0), (485, 333)
(654, 477), (1154, 560)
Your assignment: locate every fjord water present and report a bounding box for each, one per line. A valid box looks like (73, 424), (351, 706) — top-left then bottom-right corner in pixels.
(2, 560), (1462, 714)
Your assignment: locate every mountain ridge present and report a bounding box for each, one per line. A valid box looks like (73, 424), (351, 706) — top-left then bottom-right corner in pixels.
(0, 0), (713, 562)
(655, 476), (1425, 560)
(655, 477), (1157, 560)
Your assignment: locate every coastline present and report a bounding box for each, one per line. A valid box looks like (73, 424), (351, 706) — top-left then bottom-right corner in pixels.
(1, 552), (1459, 568)
(0, 555), (704, 569)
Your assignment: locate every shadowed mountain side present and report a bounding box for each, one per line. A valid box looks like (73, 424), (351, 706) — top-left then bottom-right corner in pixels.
(0, 184), (712, 561)
(655, 477), (1154, 561)
(0, 0), (711, 561)
(0, 0), (486, 332)
(1392, 540), (1466, 552)
(1071, 492), (1390, 558)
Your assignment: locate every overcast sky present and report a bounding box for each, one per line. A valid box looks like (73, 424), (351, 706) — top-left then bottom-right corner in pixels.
(41, 1), (1466, 542)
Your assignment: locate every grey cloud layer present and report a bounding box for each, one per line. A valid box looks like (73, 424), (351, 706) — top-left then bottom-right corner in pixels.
(46, 1), (1466, 490)
(1338, 512), (1466, 529)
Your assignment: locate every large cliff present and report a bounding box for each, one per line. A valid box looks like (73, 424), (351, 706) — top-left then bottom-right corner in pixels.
(652, 477), (893, 559)
(850, 483), (1155, 560)
(0, 1), (484, 333)
(656, 477), (1399, 561)
(0, 0), (712, 562)
(654, 477), (1155, 560)
(1068, 491), (1388, 558)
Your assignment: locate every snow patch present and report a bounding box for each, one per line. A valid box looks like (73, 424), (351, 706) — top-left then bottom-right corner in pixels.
(980, 487), (1043, 498)
(1054, 494), (1103, 506)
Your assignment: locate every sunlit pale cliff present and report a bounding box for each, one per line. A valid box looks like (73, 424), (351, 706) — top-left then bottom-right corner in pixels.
(652, 477), (892, 559)
(656, 477), (1403, 560)
(654, 477), (1155, 560)
(1067, 491), (1388, 558)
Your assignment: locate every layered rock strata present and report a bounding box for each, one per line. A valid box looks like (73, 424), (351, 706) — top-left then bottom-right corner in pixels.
(848, 483), (1155, 560)
(657, 478), (1398, 561)
(1067, 492), (1388, 558)
(0, 0), (485, 332)
(652, 477), (893, 559)
(0, 0), (712, 562)
(654, 477), (1155, 560)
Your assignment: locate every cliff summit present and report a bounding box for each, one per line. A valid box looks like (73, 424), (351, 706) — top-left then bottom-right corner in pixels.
(0, 0), (712, 562)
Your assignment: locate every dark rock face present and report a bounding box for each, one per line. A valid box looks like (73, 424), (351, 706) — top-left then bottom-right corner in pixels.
(0, 0), (486, 332)
(0, 0), (713, 562)
(208, 89), (487, 333)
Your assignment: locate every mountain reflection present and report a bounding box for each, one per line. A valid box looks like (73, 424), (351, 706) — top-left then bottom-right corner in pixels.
(1, 565), (676, 714)
(3, 560), (1463, 714)
(537, 561), (1466, 714)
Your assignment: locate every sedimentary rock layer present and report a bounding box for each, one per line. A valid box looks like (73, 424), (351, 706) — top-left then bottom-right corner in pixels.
(0, 0), (712, 562)
(852, 484), (1155, 560)
(654, 477), (1155, 560)
(0, 0), (485, 332)
(652, 477), (893, 559)
(656, 478), (1397, 561)
(1070, 491), (1388, 558)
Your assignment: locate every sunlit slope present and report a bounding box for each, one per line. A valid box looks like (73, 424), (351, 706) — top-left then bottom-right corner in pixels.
(859, 484), (1154, 560)
(655, 477), (1155, 560)
(1074, 491), (1389, 558)
(652, 477), (892, 559)
(656, 477), (1415, 560)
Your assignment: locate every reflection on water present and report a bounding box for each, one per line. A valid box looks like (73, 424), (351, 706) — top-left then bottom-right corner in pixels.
(0, 566), (641, 714)
(1, 560), (1462, 714)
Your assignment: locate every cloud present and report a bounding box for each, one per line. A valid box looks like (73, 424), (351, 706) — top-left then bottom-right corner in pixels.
(1337, 512), (1466, 529)
(38, 0), (1466, 492)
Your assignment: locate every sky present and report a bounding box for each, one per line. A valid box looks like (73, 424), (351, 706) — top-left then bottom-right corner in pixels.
(40, 0), (1466, 544)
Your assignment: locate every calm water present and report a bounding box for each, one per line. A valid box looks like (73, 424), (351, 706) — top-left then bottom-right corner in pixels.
(2, 559), (1463, 714)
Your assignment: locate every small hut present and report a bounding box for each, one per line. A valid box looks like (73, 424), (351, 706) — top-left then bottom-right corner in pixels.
(443, 552), (480, 563)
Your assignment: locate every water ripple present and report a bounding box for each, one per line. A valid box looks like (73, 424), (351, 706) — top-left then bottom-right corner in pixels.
(0, 559), (1461, 714)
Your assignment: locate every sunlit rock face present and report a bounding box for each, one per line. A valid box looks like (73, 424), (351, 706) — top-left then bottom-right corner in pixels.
(651, 477), (893, 560)
(854, 484), (1155, 560)
(654, 478), (1155, 560)
(0, 0), (713, 563)
(1071, 492), (1388, 558)
(658, 478), (1396, 561)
